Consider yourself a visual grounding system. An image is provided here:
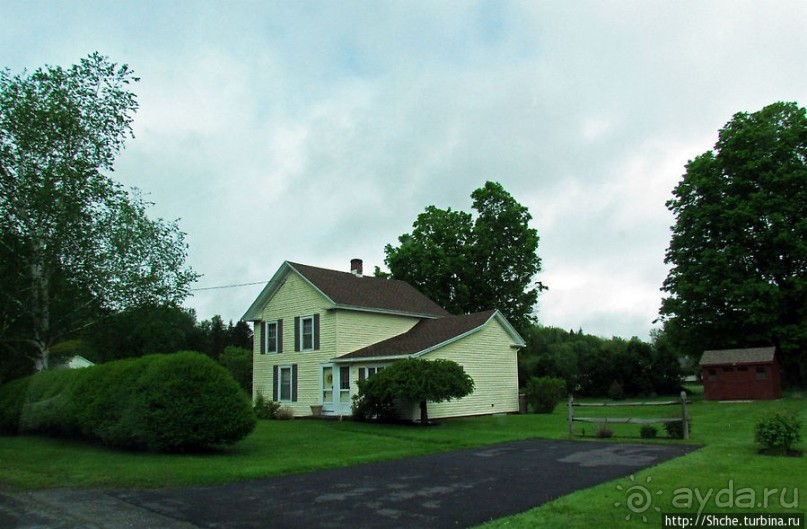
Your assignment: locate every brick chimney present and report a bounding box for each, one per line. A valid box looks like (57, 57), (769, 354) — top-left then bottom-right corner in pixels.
(350, 258), (363, 277)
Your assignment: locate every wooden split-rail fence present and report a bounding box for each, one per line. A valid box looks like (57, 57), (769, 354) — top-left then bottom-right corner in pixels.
(567, 390), (690, 439)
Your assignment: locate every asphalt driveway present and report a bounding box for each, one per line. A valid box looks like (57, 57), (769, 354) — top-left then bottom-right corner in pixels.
(1, 439), (698, 529)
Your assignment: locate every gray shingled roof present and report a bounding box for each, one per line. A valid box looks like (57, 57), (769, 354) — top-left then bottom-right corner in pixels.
(336, 310), (498, 360)
(289, 262), (451, 317)
(699, 347), (776, 366)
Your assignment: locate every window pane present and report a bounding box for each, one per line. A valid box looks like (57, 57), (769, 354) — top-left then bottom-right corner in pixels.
(302, 317), (313, 350)
(340, 366), (350, 390)
(267, 322), (277, 353)
(363, 367), (386, 379)
(280, 368), (291, 401)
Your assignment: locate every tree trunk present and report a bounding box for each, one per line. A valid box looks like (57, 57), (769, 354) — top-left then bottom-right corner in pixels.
(419, 400), (429, 425)
(30, 239), (50, 371)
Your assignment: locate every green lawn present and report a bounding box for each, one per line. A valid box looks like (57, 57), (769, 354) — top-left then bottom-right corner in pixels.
(0, 390), (804, 528)
(0, 413), (564, 490)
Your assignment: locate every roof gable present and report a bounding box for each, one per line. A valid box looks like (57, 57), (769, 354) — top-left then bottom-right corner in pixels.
(335, 309), (525, 362)
(242, 261), (451, 321)
(699, 347), (776, 366)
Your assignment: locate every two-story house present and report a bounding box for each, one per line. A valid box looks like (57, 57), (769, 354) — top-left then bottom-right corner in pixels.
(242, 259), (525, 420)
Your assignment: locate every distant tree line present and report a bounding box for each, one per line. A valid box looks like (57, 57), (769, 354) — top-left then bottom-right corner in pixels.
(1, 304), (254, 394)
(82, 306), (252, 364)
(518, 326), (682, 398)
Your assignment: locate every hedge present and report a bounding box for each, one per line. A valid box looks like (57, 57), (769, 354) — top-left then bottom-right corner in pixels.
(0, 351), (256, 452)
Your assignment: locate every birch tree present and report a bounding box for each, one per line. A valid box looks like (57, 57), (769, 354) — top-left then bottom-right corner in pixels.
(0, 53), (198, 372)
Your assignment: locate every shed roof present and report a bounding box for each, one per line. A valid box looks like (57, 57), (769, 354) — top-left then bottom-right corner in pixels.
(699, 347), (776, 366)
(335, 309), (525, 362)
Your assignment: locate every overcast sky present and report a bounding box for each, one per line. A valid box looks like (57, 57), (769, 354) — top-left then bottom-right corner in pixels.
(3, 2), (806, 339)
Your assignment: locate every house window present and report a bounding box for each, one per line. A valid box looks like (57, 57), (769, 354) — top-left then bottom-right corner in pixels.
(359, 366), (386, 381)
(266, 321), (278, 353)
(279, 366), (293, 402)
(294, 314), (319, 352)
(723, 367), (734, 373)
(339, 366), (350, 404)
(301, 316), (314, 351)
(737, 366), (748, 372)
(756, 367), (767, 380)
(259, 319), (282, 354)
(707, 368), (717, 382)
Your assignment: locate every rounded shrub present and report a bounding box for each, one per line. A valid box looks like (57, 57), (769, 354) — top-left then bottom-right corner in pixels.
(595, 425), (614, 438)
(130, 352), (257, 452)
(524, 376), (566, 414)
(754, 411), (802, 455)
(253, 393), (280, 420)
(0, 352), (256, 452)
(639, 424), (658, 439)
(663, 419), (691, 439)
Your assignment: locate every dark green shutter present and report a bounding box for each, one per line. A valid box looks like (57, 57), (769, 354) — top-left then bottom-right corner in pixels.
(272, 365), (278, 401)
(292, 364), (298, 402)
(358, 368), (365, 382)
(277, 319), (283, 353)
(260, 321), (266, 354)
(294, 317), (300, 351)
(313, 313), (320, 350)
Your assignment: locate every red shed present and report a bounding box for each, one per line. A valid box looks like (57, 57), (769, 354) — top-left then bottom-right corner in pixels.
(699, 347), (781, 400)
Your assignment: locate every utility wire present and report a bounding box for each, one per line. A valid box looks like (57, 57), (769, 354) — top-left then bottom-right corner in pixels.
(191, 280), (267, 292)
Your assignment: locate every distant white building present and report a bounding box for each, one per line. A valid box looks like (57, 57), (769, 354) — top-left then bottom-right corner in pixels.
(53, 355), (95, 369)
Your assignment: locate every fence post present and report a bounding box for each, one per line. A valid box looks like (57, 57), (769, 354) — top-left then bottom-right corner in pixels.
(568, 395), (574, 440)
(680, 390), (689, 440)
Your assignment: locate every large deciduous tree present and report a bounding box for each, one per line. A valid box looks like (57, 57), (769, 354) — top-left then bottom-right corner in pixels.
(660, 101), (807, 385)
(0, 53), (198, 372)
(382, 182), (544, 331)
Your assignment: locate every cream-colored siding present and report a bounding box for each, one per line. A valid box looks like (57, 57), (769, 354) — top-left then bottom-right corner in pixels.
(335, 310), (419, 355)
(250, 265), (521, 420)
(411, 319), (519, 420)
(253, 271), (425, 417)
(253, 272), (336, 417)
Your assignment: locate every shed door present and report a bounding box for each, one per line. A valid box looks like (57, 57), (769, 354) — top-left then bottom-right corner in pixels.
(720, 366), (748, 400)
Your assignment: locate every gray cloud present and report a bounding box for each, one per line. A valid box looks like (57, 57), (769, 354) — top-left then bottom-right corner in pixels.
(3, 1), (806, 338)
